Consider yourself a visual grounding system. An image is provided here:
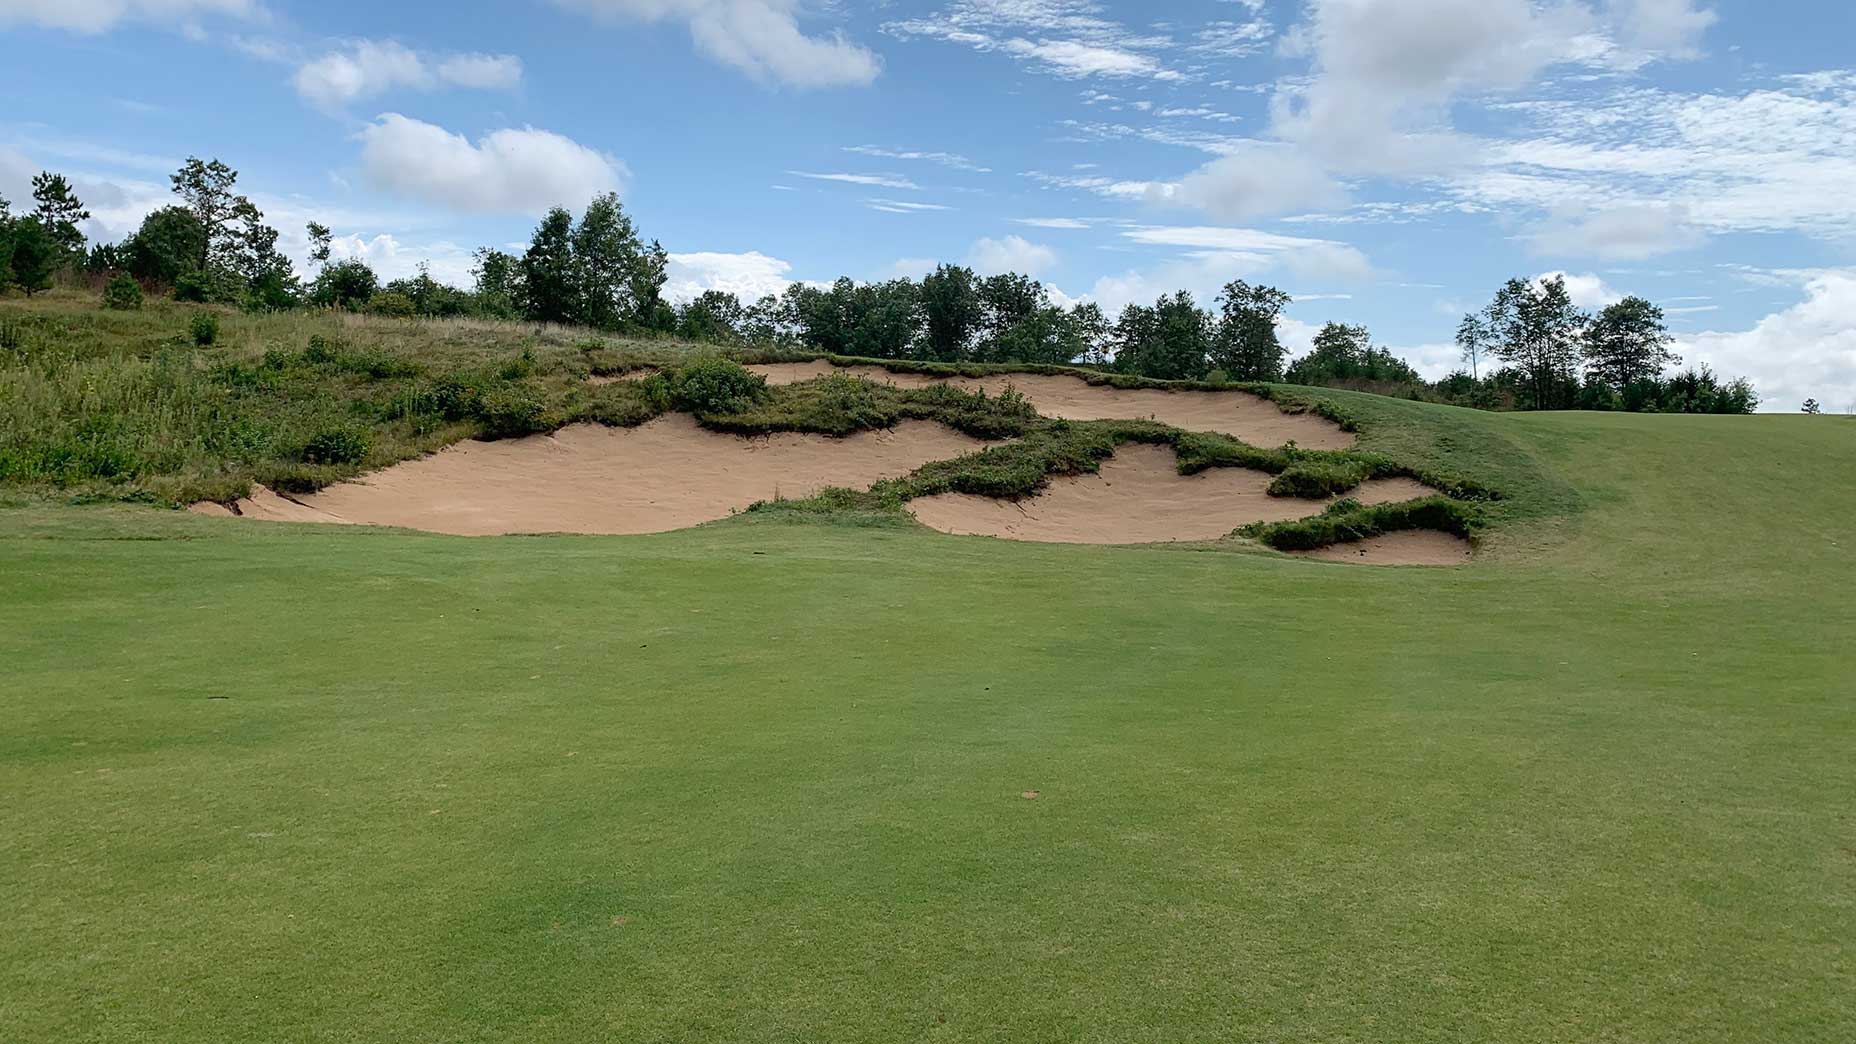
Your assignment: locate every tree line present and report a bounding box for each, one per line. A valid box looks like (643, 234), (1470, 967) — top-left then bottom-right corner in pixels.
(2, 158), (1764, 414)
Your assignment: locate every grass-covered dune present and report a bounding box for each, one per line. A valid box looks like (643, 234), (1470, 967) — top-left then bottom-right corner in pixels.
(2, 295), (1853, 1042)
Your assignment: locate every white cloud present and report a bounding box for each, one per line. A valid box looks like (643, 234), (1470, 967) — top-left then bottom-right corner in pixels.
(664, 250), (795, 303)
(1606, 0), (1716, 57)
(1090, 226), (1374, 313)
(788, 170), (919, 190)
(1167, 143), (1350, 221)
(1527, 202), (1705, 260)
(844, 145), (990, 173)
(968, 235), (1057, 277)
(552, 0), (879, 88)
(885, 1), (1182, 82)
(357, 113), (626, 215)
(1678, 271), (1856, 412)
(1013, 217), (1093, 229)
(1534, 270), (1623, 310)
(0, 0), (257, 33)
(293, 41), (522, 110)
(326, 233), (477, 288)
(865, 199), (952, 213)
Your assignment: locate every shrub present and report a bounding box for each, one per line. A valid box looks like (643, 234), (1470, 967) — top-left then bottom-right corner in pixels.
(366, 291), (416, 319)
(190, 312), (219, 347)
(475, 386), (548, 437)
(1267, 458), (1374, 499)
(102, 273), (145, 311)
(672, 357), (768, 414)
(301, 427), (372, 465)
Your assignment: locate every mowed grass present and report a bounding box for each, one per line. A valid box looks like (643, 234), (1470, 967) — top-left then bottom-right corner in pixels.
(2, 403), (1853, 1040)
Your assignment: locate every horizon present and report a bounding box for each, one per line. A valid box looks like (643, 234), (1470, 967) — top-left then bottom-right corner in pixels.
(3, 0), (1853, 411)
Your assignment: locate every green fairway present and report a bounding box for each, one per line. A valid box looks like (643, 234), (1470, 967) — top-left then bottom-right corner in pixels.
(3, 407), (1852, 1042)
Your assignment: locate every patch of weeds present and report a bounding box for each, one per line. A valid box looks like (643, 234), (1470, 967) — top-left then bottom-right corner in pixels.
(301, 427), (373, 465)
(1242, 496), (1481, 552)
(190, 312), (219, 347)
(672, 357), (768, 414)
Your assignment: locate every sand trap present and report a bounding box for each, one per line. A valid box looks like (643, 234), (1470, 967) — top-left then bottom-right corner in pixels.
(909, 444), (1432, 545)
(193, 414), (986, 536)
(747, 362), (1352, 450)
(1292, 530), (1473, 566)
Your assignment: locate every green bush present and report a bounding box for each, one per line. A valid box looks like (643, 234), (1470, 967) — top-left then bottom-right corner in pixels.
(476, 386), (548, 437)
(1267, 458), (1375, 499)
(189, 312), (219, 347)
(366, 291), (416, 319)
(672, 357), (768, 414)
(1246, 496), (1480, 552)
(102, 274), (145, 311)
(301, 427), (372, 465)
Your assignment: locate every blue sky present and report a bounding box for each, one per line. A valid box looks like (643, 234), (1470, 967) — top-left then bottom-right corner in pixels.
(3, 0), (1854, 410)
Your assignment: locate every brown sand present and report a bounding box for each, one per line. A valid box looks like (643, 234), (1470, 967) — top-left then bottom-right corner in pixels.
(746, 362), (1353, 449)
(1293, 530), (1474, 566)
(908, 444), (1434, 545)
(193, 414), (986, 536)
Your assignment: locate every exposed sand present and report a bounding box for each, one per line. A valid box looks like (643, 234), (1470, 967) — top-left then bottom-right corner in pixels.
(747, 362), (1353, 449)
(908, 444), (1434, 545)
(1292, 530), (1474, 566)
(193, 414), (986, 536)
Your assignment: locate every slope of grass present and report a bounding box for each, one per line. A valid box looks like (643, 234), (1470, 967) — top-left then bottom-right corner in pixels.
(3, 394), (1852, 1042)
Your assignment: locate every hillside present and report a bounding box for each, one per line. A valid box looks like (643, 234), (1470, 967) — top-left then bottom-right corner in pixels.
(3, 294), (1853, 1042)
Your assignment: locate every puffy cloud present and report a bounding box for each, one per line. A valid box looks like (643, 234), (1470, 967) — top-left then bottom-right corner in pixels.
(1166, 143), (1350, 221)
(1534, 271), (1623, 309)
(1679, 272), (1856, 413)
(357, 114), (626, 215)
(294, 41), (522, 110)
(1527, 202), (1705, 260)
(663, 250), (795, 303)
(1607, 0), (1716, 56)
(551, 0), (879, 88)
(324, 233), (477, 288)
(968, 235), (1057, 277)
(0, 0), (257, 33)
(1090, 227), (1374, 314)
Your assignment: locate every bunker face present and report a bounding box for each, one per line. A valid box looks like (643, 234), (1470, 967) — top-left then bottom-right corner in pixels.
(198, 414), (985, 536)
(909, 444), (1437, 546)
(1294, 530), (1474, 566)
(748, 363), (1353, 450)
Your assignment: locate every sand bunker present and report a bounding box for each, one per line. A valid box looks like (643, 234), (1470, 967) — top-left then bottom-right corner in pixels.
(1293, 530), (1473, 566)
(908, 444), (1433, 545)
(193, 414), (985, 536)
(747, 362), (1353, 450)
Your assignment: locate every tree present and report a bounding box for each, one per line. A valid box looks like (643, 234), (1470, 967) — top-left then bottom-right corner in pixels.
(1481, 276), (1587, 411)
(978, 272), (1043, 345)
(309, 258), (378, 309)
(572, 192), (645, 329)
(1115, 292), (1211, 380)
(471, 248), (522, 318)
(1284, 323), (1419, 386)
(170, 157), (246, 273)
(0, 193), (14, 290)
(31, 172), (90, 259)
(1070, 302), (1109, 366)
(919, 264), (983, 361)
(1209, 279), (1291, 380)
(307, 222), (333, 270)
(520, 208), (579, 324)
(1803, 398), (1821, 415)
(1456, 313), (1489, 380)
(124, 206), (208, 286)
(677, 290), (746, 342)
(1585, 296), (1677, 391)
(7, 218), (59, 296)
(629, 239), (671, 330)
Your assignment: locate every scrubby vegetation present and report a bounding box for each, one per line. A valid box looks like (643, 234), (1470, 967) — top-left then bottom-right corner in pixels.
(1, 291), (1517, 552)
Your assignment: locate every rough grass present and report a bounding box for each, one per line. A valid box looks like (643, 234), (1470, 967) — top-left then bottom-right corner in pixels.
(1, 409), (1851, 1042)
